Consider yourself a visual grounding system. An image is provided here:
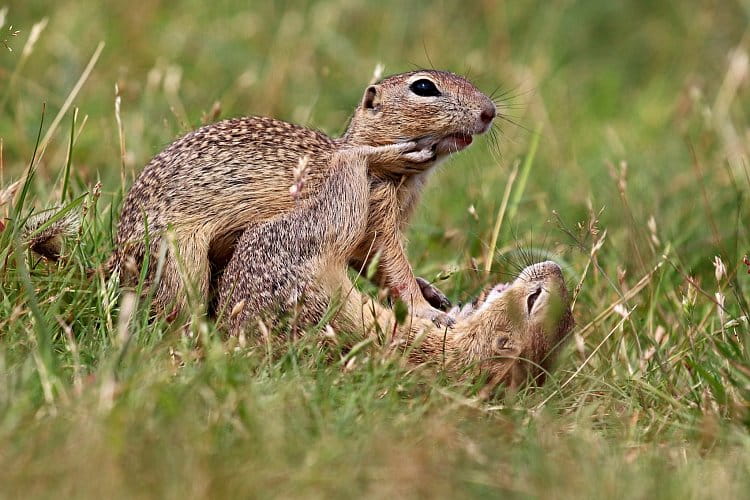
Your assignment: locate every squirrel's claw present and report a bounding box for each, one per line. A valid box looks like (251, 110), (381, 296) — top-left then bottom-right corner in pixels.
(359, 142), (435, 175)
(402, 148), (436, 164)
(377, 141), (434, 165)
(416, 307), (456, 328)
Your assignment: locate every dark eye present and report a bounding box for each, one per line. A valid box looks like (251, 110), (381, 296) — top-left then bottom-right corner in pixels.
(494, 336), (510, 352)
(526, 287), (542, 314)
(409, 79), (441, 97)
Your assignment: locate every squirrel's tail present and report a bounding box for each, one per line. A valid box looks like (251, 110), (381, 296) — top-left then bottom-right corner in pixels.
(22, 208), (81, 262)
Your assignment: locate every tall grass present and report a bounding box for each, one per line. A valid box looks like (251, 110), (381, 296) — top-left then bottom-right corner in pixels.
(1, 0), (749, 497)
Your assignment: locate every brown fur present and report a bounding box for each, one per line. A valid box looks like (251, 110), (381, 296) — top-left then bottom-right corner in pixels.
(217, 143), (573, 389)
(23, 208), (81, 262)
(112, 70), (495, 323)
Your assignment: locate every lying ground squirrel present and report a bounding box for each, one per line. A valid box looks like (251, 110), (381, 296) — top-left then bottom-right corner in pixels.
(112, 70), (496, 325)
(217, 143), (573, 389)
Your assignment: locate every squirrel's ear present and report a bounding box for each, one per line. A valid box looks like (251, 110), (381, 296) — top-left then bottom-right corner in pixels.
(362, 85), (381, 112)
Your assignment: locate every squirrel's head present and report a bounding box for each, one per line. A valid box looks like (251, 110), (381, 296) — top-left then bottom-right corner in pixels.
(344, 70), (495, 164)
(449, 261), (574, 391)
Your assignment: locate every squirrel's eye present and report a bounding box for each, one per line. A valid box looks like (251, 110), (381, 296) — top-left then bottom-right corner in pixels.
(409, 79), (441, 97)
(494, 336), (510, 351)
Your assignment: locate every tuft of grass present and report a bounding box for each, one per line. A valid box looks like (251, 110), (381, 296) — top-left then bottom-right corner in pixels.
(1, 0), (750, 497)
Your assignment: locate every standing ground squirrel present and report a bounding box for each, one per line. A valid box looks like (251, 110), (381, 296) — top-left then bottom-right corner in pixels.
(113, 70), (496, 325)
(217, 143), (573, 388)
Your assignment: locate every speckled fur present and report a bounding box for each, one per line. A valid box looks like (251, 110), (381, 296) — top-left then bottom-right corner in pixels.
(218, 157), (574, 390)
(113, 70), (496, 320)
(217, 144), (380, 330)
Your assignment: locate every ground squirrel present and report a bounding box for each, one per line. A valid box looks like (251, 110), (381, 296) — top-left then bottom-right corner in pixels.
(112, 70), (496, 325)
(217, 144), (573, 388)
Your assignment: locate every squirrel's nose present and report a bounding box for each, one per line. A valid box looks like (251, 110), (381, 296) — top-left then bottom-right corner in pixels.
(480, 103), (496, 125)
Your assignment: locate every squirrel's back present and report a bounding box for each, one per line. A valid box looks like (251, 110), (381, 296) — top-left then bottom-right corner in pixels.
(116, 116), (336, 246)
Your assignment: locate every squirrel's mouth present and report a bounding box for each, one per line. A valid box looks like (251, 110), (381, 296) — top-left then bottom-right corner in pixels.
(434, 133), (473, 155)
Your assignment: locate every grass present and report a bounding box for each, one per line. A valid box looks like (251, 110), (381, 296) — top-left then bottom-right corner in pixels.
(1, 0), (750, 497)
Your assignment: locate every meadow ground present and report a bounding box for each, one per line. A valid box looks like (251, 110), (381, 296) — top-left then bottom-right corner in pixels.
(1, 1), (750, 498)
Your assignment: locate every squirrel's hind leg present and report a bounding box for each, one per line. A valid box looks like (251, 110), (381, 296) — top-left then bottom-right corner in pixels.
(152, 232), (211, 319)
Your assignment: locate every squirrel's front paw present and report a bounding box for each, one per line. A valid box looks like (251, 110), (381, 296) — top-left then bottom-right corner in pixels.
(414, 304), (456, 328)
(402, 148), (436, 164)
